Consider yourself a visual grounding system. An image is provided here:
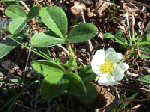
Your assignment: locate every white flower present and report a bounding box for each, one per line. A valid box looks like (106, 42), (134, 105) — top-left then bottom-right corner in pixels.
(91, 48), (129, 86)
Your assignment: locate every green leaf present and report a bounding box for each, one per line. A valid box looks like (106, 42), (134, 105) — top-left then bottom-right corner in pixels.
(40, 71), (69, 100)
(63, 73), (86, 97)
(31, 32), (65, 47)
(39, 6), (68, 38)
(66, 58), (78, 71)
(27, 7), (39, 19)
(46, 6), (68, 36)
(139, 41), (150, 46)
(79, 65), (96, 82)
(68, 23), (97, 43)
(64, 73), (96, 103)
(104, 31), (128, 47)
(138, 75), (150, 84)
(40, 80), (65, 100)
(0, 37), (17, 59)
(1, 92), (20, 112)
(5, 5), (27, 19)
(104, 33), (114, 39)
(32, 60), (64, 85)
(140, 54), (150, 59)
(114, 31), (128, 46)
(5, 5), (27, 34)
(8, 18), (26, 34)
(147, 34), (150, 41)
(140, 46), (150, 59)
(78, 82), (97, 104)
(40, 77), (70, 100)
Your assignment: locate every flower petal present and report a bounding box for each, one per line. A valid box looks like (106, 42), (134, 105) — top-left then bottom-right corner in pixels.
(122, 63), (129, 71)
(105, 48), (123, 63)
(117, 53), (124, 60)
(113, 63), (129, 81)
(91, 49), (105, 74)
(97, 75), (118, 85)
(113, 69), (124, 81)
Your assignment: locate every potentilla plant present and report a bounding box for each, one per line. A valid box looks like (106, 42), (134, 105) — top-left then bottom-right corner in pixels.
(91, 48), (129, 85)
(1, 1), (129, 104)
(2, 3), (98, 103)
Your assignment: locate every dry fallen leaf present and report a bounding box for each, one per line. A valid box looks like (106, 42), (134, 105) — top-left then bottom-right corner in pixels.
(71, 1), (86, 16)
(95, 84), (116, 110)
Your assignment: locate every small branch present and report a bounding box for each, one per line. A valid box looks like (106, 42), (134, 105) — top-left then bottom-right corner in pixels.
(20, 1), (30, 12)
(81, 10), (94, 56)
(24, 46), (32, 71)
(124, 0), (150, 9)
(57, 44), (70, 55)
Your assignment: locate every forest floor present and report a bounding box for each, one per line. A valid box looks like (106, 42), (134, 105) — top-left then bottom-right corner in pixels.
(0, 0), (150, 112)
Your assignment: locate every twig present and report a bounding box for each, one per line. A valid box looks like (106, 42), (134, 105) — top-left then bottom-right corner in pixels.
(20, 1), (30, 12)
(57, 44), (70, 55)
(24, 46), (32, 71)
(81, 10), (94, 56)
(124, 0), (150, 9)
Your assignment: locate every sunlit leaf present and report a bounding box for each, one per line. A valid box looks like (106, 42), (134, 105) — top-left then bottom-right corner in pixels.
(0, 37), (17, 58)
(32, 60), (64, 84)
(32, 60), (65, 99)
(8, 18), (26, 34)
(31, 32), (65, 47)
(5, 5), (27, 19)
(5, 5), (27, 34)
(39, 6), (68, 38)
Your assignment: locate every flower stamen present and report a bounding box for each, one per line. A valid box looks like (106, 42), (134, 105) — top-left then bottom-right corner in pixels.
(100, 60), (115, 74)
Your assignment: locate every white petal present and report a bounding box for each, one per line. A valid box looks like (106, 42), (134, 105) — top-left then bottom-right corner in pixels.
(117, 53), (124, 60)
(91, 49), (105, 74)
(113, 63), (128, 81)
(92, 64), (101, 75)
(107, 75), (119, 85)
(92, 49), (105, 65)
(96, 73), (107, 77)
(97, 75), (118, 86)
(105, 48), (123, 63)
(113, 70), (124, 81)
(122, 63), (129, 71)
(97, 75), (109, 85)
(118, 63), (129, 73)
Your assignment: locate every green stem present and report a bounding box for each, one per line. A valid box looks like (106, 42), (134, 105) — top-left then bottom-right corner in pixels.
(68, 44), (78, 71)
(9, 37), (50, 60)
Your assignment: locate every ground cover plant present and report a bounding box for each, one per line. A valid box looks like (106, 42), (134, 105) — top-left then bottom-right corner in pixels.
(0, 0), (150, 112)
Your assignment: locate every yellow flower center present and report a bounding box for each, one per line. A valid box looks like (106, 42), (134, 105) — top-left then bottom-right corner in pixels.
(100, 60), (115, 74)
